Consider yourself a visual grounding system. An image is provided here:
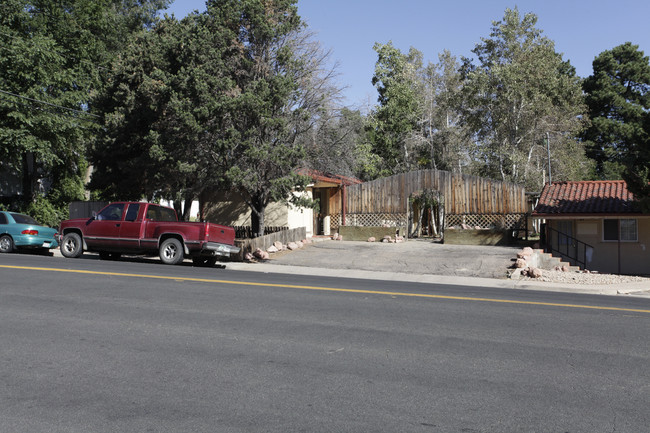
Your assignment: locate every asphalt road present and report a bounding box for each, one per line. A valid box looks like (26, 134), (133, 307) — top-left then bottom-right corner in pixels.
(1, 253), (650, 432)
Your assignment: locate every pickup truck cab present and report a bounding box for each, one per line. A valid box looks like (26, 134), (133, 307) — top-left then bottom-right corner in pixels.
(58, 202), (239, 266)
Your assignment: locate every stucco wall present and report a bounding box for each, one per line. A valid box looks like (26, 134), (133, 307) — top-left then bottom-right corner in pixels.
(204, 190), (313, 236)
(549, 217), (650, 275)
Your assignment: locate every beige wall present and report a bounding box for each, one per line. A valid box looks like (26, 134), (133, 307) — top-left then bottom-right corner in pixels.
(204, 189), (313, 236)
(548, 217), (650, 275)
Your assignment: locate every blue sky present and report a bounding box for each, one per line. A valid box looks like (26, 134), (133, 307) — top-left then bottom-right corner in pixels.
(165, 0), (650, 109)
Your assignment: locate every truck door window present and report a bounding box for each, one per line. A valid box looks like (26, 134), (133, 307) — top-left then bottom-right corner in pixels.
(125, 204), (140, 222)
(97, 203), (125, 221)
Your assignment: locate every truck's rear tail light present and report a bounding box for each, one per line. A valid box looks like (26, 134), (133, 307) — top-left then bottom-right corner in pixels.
(205, 223), (210, 239)
(21, 230), (38, 235)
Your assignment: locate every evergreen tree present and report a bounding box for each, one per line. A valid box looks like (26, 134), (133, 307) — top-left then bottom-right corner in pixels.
(582, 42), (650, 181)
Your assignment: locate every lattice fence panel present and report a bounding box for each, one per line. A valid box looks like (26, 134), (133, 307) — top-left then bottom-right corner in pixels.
(329, 213), (340, 232)
(337, 213), (407, 229)
(445, 213), (527, 230)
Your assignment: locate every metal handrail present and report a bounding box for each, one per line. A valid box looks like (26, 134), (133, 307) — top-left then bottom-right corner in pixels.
(543, 225), (594, 270)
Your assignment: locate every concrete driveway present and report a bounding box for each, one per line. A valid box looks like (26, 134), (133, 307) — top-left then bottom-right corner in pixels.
(268, 239), (521, 279)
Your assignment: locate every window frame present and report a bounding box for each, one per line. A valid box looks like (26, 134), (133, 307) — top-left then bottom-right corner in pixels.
(602, 218), (638, 242)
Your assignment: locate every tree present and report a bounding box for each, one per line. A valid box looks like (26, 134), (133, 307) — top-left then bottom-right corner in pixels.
(368, 42), (424, 176)
(90, 14), (217, 220)
(0, 0), (169, 225)
(460, 8), (590, 190)
(582, 42), (650, 183)
(301, 107), (379, 180)
(416, 50), (473, 173)
(92, 0), (340, 233)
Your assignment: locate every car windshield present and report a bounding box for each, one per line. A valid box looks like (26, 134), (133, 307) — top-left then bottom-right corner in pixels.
(10, 213), (40, 225)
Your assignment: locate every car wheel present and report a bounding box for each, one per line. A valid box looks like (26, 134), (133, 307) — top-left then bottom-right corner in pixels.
(0, 235), (14, 253)
(159, 238), (184, 265)
(192, 256), (217, 267)
(61, 233), (83, 258)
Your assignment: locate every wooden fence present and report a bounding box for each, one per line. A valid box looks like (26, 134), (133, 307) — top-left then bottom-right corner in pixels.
(329, 170), (528, 231)
(233, 227), (306, 261)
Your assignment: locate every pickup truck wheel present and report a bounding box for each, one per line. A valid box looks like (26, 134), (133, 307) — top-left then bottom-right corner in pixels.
(0, 235), (14, 253)
(61, 233), (83, 258)
(159, 238), (184, 265)
(192, 257), (217, 267)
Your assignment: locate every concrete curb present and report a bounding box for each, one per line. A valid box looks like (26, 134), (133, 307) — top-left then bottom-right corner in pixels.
(50, 247), (650, 298)
(223, 261), (650, 298)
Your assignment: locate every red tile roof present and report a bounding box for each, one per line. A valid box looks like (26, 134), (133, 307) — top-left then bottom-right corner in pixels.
(533, 180), (641, 216)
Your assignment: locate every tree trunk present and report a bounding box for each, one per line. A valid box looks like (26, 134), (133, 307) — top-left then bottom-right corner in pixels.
(181, 190), (194, 221)
(21, 152), (35, 203)
(250, 194), (266, 238)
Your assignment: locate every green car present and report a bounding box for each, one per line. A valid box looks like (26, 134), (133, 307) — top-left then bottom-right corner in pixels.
(0, 211), (59, 254)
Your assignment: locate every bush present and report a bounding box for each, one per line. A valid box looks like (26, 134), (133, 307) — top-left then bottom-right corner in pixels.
(24, 197), (67, 228)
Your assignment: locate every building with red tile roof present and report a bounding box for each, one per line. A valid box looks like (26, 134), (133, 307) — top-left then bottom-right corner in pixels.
(533, 180), (641, 217)
(532, 180), (649, 275)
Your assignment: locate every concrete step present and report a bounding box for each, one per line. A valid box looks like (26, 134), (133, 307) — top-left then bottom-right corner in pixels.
(532, 249), (581, 272)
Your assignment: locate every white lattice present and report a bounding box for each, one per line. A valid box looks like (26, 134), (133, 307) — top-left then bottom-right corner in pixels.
(337, 213), (407, 228)
(445, 213), (527, 230)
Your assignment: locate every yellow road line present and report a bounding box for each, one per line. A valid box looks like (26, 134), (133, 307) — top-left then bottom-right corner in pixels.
(2, 264), (650, 314)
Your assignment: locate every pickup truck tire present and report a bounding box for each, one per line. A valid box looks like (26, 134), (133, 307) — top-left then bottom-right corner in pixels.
(192, 257), (217, 267)
(61, 233), (83, 258)
(159, 238), (184, 265)
(0, 235), (14, 253)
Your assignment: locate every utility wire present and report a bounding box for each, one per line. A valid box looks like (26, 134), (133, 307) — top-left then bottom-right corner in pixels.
(0, 88), (100, 118)
(2, 97), (97, 127)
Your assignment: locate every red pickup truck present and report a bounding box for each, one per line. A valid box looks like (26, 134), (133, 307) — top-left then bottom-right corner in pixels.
(58, 202), (240, 266)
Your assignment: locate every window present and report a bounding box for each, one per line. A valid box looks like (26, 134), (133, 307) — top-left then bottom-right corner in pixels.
(603, 219), (637, 242)
(10, 213), (39, 225)
(0, 213), (7, 225)
(620, 219), (638, 241)
(157, 206), (177, 222)
(97, 203), (125, 221)
(145, 205), (177, 222)
(125, 204), (140, 222)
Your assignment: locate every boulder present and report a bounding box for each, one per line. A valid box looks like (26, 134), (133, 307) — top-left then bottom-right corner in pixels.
(244, 252), (254, 261)
(336, 235), (343, 241)
(515, 258), (527, 268)
(273, 241), (283, 251)
(528, 267), (542, 278)
(561, 265), (569, 272)
(296, 241), (304, 248)
(522, 246), (534, 256)
(253, 248), (269, 260)
(287, 242), (299, 250)
(267, 245), (279, 253)
(368, 237), (376, 242)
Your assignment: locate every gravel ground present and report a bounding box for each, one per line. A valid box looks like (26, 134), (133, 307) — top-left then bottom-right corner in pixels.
(522, 269), (650, 285)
